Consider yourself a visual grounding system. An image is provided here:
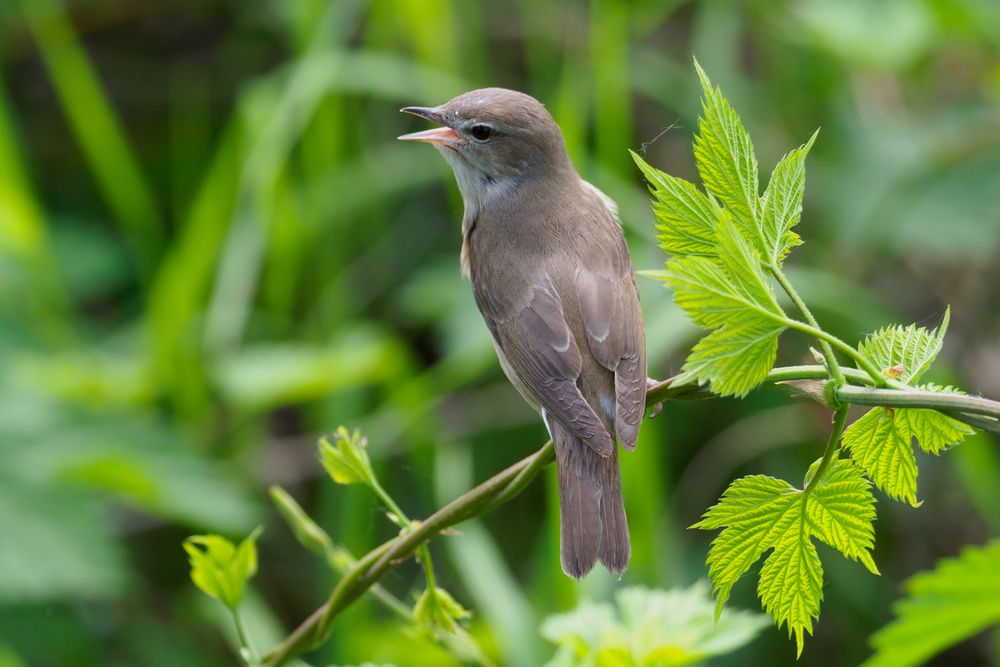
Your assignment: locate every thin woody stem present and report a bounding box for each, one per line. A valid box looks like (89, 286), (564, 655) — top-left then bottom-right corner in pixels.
(260, 366), (999, 667)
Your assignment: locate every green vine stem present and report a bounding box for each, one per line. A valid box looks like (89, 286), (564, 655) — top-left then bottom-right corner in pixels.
(260, 366), (1000, 667)
(233, 608), (260, 666)
(770, 267), (850, 387)
(803, 405), (849, 495)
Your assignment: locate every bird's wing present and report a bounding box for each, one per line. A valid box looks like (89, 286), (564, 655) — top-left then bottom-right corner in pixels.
(575, 238), (647, 450)
(474, 274), (614, 457)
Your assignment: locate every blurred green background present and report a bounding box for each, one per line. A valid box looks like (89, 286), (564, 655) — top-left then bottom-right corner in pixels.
(1, 0), (999, 665)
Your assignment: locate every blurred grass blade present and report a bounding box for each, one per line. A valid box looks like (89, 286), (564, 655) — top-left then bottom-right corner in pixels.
(19, 0), (163, 268)
(0, 75), (72, 339)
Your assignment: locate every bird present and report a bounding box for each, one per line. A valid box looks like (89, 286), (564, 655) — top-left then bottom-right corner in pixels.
(398, 88), (647, 578)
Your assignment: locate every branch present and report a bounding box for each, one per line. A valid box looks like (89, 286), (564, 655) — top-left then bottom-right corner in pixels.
(261, 365), (999, 666)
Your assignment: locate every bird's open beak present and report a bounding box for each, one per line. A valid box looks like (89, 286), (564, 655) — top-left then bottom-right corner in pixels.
(398, 106), (463, 146)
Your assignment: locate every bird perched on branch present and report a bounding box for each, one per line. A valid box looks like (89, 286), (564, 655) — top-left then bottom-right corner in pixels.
(399, 88), (647, 578)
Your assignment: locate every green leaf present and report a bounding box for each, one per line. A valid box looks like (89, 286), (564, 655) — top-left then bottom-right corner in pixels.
(631, 150), (719, 258)
(841, 408), (919, 506)
(663, 215), (787, 396)
(414, 586), (471, 634)
(0, 474), (126, 601)
(856, 309), (949, 383)
(319, 426), (375, 486)
(842, 405), (973, 506)
(540, 583), (769, 667)
(863, 540), (1000, 667)
(694, 460), (878, 657)
(183, 527), (262, 609)
(759, 131), (817, 266)
(692, 58), (760, 243)
(806, 459), (879, 575)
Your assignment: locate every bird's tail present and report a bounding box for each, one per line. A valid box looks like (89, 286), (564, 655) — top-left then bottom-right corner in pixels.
(552, 421), (630, 578)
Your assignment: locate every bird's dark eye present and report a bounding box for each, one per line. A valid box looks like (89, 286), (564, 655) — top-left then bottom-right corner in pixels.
(469, 124), (494, 141)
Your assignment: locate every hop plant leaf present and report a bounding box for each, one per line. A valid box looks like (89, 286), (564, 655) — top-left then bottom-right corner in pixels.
(863, 540), (1000, 667)
(842, 403), (973, 506)
(540, 583), (770, 667)
(631, 150), (719, 258)
(843, 310), (973, 505)
(694, 459), (877, 657)
(857, 308), (950, 383)
(693, 58), (760, 244)
(759, 132), (817, 266)
(319, 426), (375, 487)
(664, 215), (788, 396)
(183, 527), (263, 610)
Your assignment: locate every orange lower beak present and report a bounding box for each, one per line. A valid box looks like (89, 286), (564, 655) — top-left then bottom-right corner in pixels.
(397, 126), (463, 146)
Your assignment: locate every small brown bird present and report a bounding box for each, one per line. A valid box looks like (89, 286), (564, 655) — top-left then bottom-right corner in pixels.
(399, 88), (646, 578)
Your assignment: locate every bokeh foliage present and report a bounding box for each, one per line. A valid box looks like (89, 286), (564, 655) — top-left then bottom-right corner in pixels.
(0, 0), (998, 665)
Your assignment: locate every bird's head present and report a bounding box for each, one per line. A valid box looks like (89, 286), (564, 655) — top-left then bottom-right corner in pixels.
(398, 88), (571, 207)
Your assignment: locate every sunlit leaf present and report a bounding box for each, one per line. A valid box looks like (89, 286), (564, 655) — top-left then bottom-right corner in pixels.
(319, 427), (375, 487)
(663, 215), (787, 396)
(856, 309), (949, 383)
(692, 58), (760, 243)
(694, 460), (878, 657)
(541, 583), (769, 667)
(183, 527), (262, 609)
(759, 131), (817, 266)
(864, 540), (1000, 667)
(842, 404), (973, 506)
(631, 150), (719, 258)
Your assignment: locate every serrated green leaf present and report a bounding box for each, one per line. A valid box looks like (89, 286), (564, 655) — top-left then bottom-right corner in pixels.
(758, 531), (823, 657)
(664, 215), (787, 396)
(759, 131), (817, 266)
(692, 58), (759, 243)
(842, 403), (973, 506)
(695, 459), (878, 656)
(183, 527), (262, 609)
(806, 460), (879, 575)
(541, 583), (769, 667)
(841, 408), (920, 506)
(631, 150), (719, 258)
(896, 408), (973, 455)
(864, 540), (1000, 667)
(857, 309), (949, 383)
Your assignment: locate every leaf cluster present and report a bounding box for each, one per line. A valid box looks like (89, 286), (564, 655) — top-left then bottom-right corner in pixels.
(636, 59), (985, 657)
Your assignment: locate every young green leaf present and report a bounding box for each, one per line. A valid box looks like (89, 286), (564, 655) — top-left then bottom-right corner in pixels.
(183, 527), (263, 610)
(664, 215), (787, 396)
(759, 132), (817, 266)
(842, 405), (974, 506)
(863, 540), (1000, 667)
(693, 58), (760, 244)
(856, 309), (950, 383)
(540, 583), (769, 667)
(319, 426), (375, 487)
(414, 586), (471, 634)
(694, 459), (877, 657)
(631, 150), (719, 257)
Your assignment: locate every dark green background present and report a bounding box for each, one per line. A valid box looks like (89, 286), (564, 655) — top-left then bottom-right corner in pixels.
(0, 0), (998, 665)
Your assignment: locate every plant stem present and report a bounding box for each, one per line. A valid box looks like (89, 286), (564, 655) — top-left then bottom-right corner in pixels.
(783, 318), (888, 387)
(370, 479), (438, 602)
(233, 608), (259, 666)
(804, 405), (848, 495)
(836, 385), (1000, 420)
(770, 267), (849, 386)
(261, 366), (1000, 667)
